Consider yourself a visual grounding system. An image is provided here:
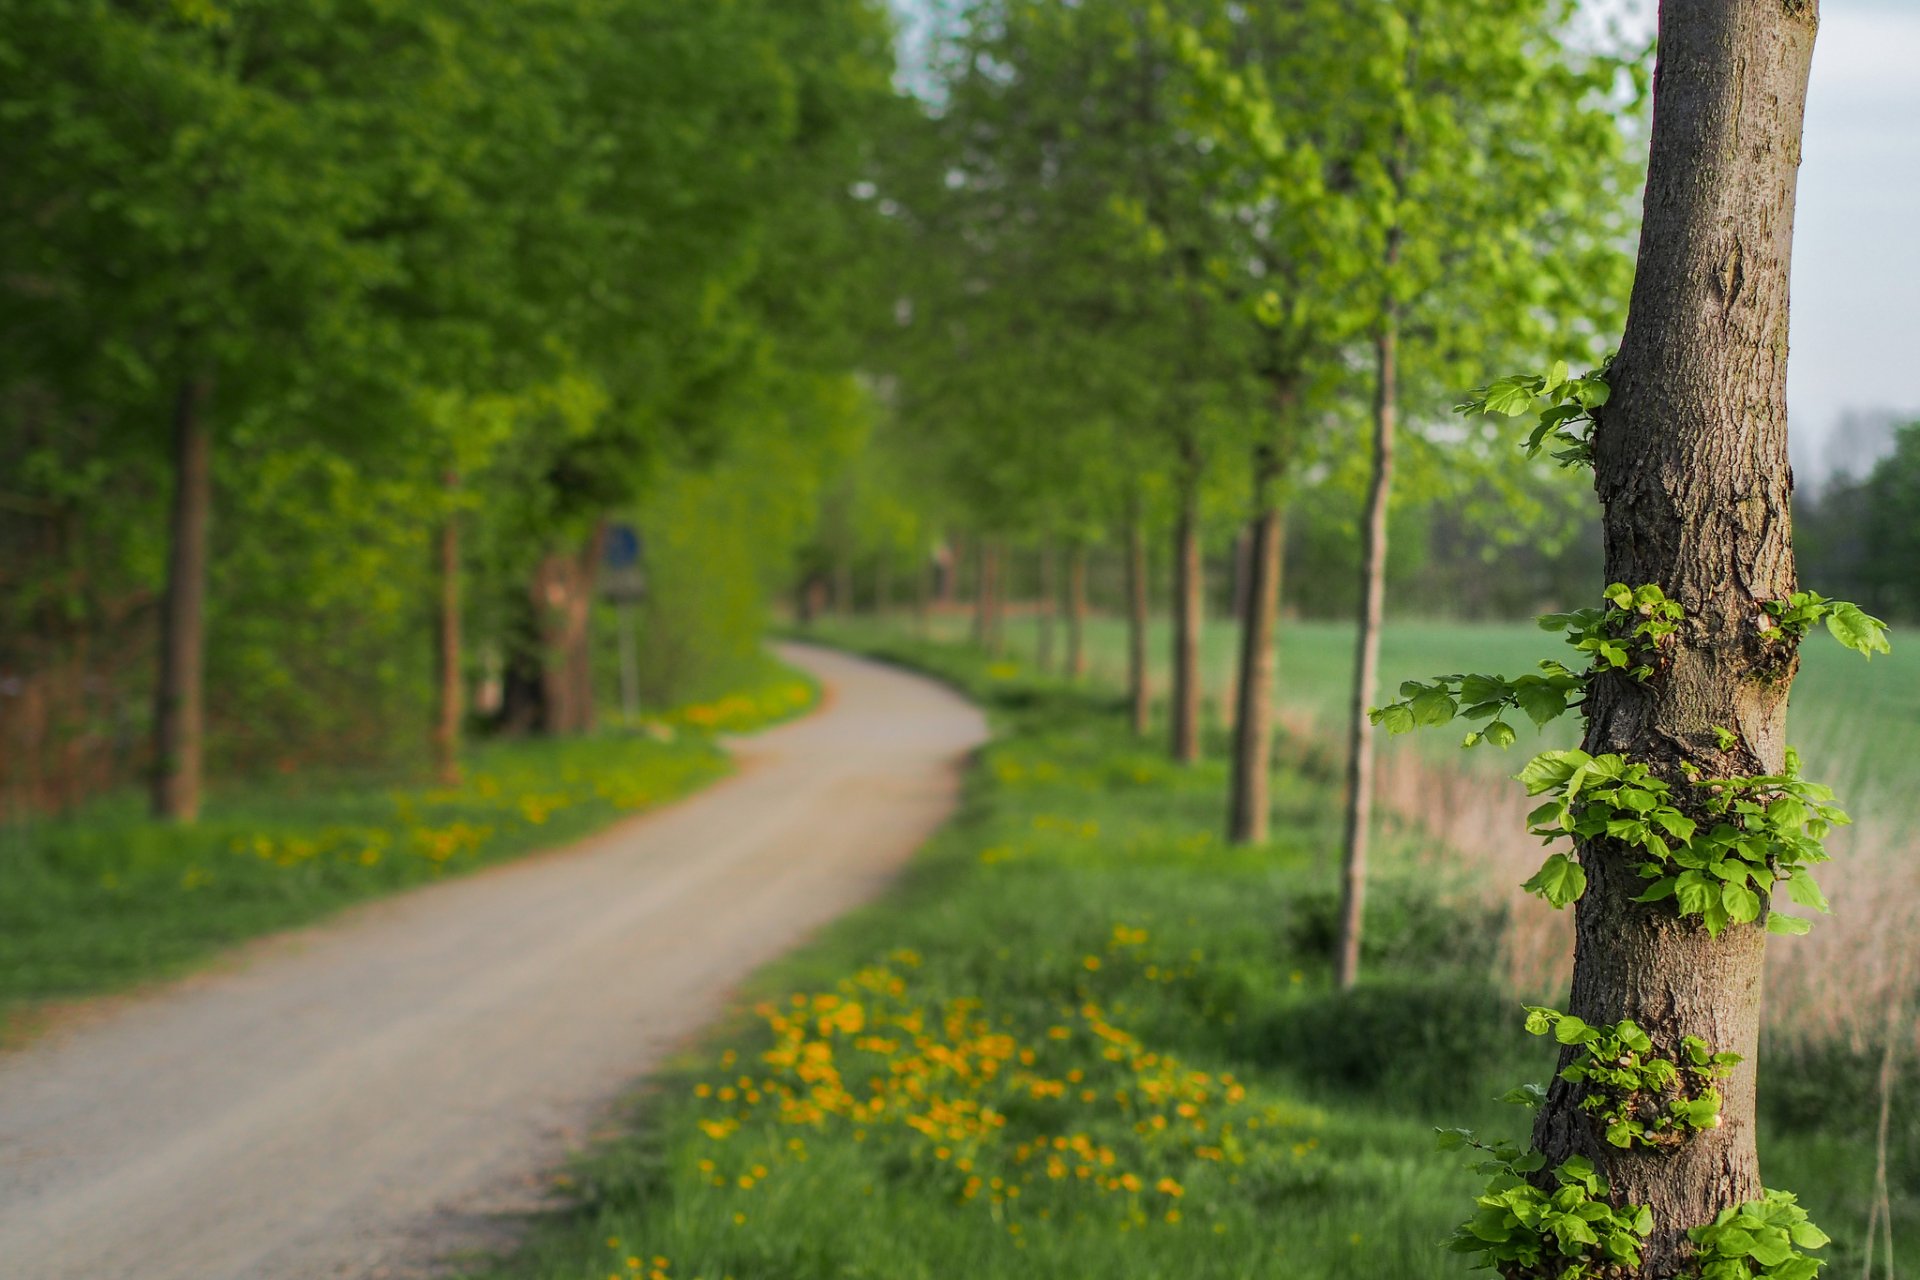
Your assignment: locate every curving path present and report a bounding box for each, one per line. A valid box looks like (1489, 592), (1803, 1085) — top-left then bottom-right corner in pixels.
(0, 643), (986, 1280)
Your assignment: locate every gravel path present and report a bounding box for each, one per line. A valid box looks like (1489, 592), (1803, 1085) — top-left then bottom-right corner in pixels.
(0, 643), (985, 1280)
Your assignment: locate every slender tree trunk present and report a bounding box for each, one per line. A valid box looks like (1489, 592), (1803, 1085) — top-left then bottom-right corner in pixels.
(1229, 526), (1252, 628)
(1037, 539), (1057, 673)
(1336, 305), (1398, 989)
(1067, 544), (1088, 680)
(1170, 471), (1203, 764)
(876, 560), (893, 620)
(1530, 5), (1817, 1269)
(1228, 457), (1283, 844)
(433, 473), (463, 786)
(1127, 505), (1151, 737)
(152, 377), (213, 822)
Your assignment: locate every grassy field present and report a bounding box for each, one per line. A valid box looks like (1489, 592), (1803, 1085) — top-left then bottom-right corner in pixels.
(0, 657), (816, 1032)
(985, 611), (1920, 816)
(479, 628), (1910, 1280)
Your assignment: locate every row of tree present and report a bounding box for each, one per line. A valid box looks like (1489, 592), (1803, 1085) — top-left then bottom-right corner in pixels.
(1, 0), (901, 819)
(819, 0), (1640, 894)
(818, 0), (1840, 1265)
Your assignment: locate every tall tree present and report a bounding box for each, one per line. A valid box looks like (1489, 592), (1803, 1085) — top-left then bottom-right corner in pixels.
(1531, 1), (1819, 1259)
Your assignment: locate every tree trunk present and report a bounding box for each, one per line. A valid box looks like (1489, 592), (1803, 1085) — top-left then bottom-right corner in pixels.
(1530, 5), (1816, 1269)
(433, 473), (462, 786)
(1227, 459), (1283, 844)
(1336, 307), (1398, 989)
(1229, 525), (1252, 627)
(531, 526), (604, 736)
(1170, 473), (1203, 764)
(1127, 506), (1151, 737)
(152, 377), (213, 823)
(1037, 539), (1057, 673)
(1067, 544), (1089, 680)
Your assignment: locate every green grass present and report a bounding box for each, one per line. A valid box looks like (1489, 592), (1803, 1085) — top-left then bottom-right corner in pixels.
(477, 629), (1911, 1280)
(0, 656), (817, 1030)
(981, 610), (1920, 812)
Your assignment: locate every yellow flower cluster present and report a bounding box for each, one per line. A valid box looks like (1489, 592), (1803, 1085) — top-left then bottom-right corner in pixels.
(665, 681), (813, 733)
(686, 939), (1321, 1234)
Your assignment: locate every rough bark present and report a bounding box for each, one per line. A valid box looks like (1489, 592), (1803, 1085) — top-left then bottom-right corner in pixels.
(1530, 4), (1817, 1270)
(1336, 309), (1398, 990)
(1170, 474), (1203, 764)
(1126, 506), (1151, 737)
(1228, 457), (1283, 844)
(433, 474), (462, 786)
(1066, 545), (1089, 681)
(151, 377), (213, 823)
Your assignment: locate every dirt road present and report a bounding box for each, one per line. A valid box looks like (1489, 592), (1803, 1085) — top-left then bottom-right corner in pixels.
(0, 643), (985, 1280)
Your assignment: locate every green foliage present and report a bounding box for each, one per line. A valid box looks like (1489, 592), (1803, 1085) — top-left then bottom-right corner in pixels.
(1540, 583), (1685, 679)
(1519, 1008), (1739, 1150)
(1515, 746), (1843, 935)
(1761, 593), (1890, 660)
(1459, 361), (1613, 470)
(1370, 583), (1678, 747)
(0, 663), (817, 1016)
(1685, 1191), (1831, 1280)
(1438, 1138), (1652, 1280)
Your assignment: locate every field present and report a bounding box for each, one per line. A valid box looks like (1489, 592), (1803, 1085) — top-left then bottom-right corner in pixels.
(984, 611), (1920, 816)
(0, 658), (817, 1033)
(480, 629), (1913, 1280)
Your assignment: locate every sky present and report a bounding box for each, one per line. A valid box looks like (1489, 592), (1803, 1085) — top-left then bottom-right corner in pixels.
(1785, 0), (1920, 481)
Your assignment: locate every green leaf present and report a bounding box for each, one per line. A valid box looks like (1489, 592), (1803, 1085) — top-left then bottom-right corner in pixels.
(1523, 853), (1587, 908)
(1785, 868), (1830, 912)
(1518, 750), (1588, 795)
(1552, 1014), (1596, 1045)
(1766, 913), (1810, 936)
(1825, 601), (1890, 658)
(1481, 377), (1540, 417)
(1410, 685), (1459, 726)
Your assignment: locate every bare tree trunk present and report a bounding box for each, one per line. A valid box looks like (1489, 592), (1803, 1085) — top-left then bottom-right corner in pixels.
(876, 560), (893, 621)
(1170, 472), (1203, 764)
(433, 473), (462, 786)
(152, 377), (213, 822)
(1067, 544), (1089, 680)
(1530, 5), (1817, 1268)
(1336, 305), (1398, 989)
(1228, 457), (1283, 844)
(1127, 505), (1151, 737)
(1229, 525), (1252, 628)
(1037, 539), (1057, 673)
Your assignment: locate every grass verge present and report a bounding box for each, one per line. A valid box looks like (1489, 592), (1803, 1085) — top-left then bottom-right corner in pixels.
(0, 655), (817, 1032)
(477, 629), (1909, 1280)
